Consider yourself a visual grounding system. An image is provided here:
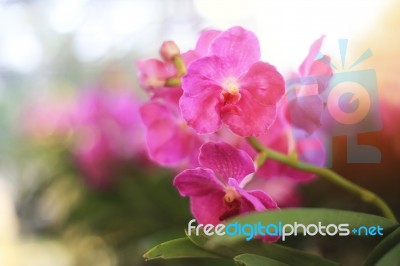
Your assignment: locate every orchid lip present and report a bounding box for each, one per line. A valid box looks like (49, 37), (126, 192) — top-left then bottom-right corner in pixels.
(222, 77), (240, 95)
(227, 85), (239, 95)
(224, 186), (240, 203)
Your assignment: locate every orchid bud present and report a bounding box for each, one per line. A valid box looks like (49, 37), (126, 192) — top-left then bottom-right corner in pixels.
(159, 41), (180, 61)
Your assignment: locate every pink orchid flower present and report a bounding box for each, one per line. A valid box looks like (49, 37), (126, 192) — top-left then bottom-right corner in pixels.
(173, 142), (278, 226)
(180, 26), (285, 137)
(287, 36), (333, 134)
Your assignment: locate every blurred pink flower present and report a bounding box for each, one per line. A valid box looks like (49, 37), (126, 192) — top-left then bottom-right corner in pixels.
(136, 58), (176, 93)
(23, 99), (74, 140)
(180, 26), (285, 136)
(287, 36), (333, 134)
(250, 103), (326, 183)
(140, 98), (203, 167)
(71, 88), (146, 188)
(173, 142), (278, 226)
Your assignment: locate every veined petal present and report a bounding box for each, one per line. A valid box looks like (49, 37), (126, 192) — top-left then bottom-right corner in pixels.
(219, 61), (284, 137)
(179, 91), (222, 134)
(199, 142), (255, 184)
(174, 167), (225, 197)
(228, 178), (270, 212)
(240, 61), (285, 106)
(222, 90), (277, 136)
(182, 55), (225, 97)
(190, 191), (227, 225)
(181, 56), (227, 133)
(247, 190), (279, 210)
(210, 26), (260, 76)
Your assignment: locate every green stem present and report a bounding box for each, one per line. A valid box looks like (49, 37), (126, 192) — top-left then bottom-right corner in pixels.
(164, 55), (186, 87)
(173, 55), (187, 77)
(165, 77), (182, 87)
(246, 136), (397, 221)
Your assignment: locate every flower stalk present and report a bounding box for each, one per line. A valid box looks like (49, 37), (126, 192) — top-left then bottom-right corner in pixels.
(173, 55), (187, 77)
(246, 136), (397, 221)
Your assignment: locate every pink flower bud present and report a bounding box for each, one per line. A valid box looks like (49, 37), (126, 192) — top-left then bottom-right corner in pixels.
(159, 41), (180, 61)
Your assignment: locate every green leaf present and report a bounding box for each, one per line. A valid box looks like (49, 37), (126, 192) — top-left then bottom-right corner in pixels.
(375, 243), (400, 266)
(365, 226), (400, 266)
(234, 253), (289, 266)
(187, 230), (340, 266)
(210, 208), (398, 244)
(143, 237), (221, 261)
(186, 230), (240, 258)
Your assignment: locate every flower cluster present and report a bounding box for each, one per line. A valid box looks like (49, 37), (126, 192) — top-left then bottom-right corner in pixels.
(24, 86), (147, 189)
(137, 26), (332, 237)
(70, 88), (147, 188)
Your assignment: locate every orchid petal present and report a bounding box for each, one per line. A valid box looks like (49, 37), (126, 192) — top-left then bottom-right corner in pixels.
(199, 142), (255, 184)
